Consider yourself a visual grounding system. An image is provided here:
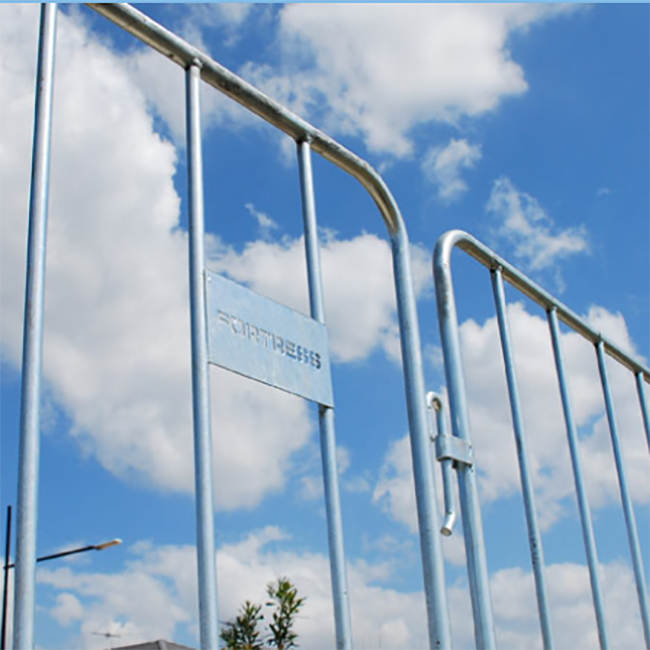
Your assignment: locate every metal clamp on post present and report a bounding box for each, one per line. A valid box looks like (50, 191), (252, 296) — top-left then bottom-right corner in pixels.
(426, 392), (472, 537)
(435, 432), (474, 467)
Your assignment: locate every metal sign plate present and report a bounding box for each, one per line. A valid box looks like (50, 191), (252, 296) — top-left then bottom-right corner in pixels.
(205, 270), (334, 406)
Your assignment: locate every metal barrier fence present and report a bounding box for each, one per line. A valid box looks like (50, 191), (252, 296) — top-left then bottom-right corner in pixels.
(431, 229), (650, 650)
(14, 4), (450, 649)
(13, 5), (649, 649)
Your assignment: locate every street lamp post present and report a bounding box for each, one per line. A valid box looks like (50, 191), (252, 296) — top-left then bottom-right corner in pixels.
(6, 538), (122, 568)
(1, 505), (122, 650)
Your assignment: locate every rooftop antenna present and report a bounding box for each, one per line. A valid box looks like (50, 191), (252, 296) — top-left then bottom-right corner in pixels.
(92, 630), (121, 649)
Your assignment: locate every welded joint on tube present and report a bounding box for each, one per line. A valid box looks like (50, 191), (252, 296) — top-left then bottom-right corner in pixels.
(435, 434), (473, 467)
(546, 305), (557, 327)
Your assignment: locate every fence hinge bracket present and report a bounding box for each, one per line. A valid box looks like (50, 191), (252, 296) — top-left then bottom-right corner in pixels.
(434, 434), (474, 467)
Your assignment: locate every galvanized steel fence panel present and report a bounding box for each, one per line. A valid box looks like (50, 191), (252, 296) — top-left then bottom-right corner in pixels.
(15, 5), (648, 649)
(14, 4), (451, 649)
(432, 229), (650, 650)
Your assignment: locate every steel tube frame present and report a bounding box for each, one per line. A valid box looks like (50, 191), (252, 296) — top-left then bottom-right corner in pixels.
(433, 230), (650, 649)
(13, 5), (57, 649)
(186, 60), (220, 650)
(433, 237), (497, 650)
(84, 5), (450, 648)
(596, 343), (650, 649)
(432, 232), (650, 381)
(491, 268), (555, 649)
(390, 226), (451, 649)
(86, 2), (403, 236)
(297, 141), (353, 650)
(434, 230), (650, 650)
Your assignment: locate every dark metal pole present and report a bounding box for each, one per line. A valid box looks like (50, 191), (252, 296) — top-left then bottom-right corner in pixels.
(3, 534), (120, 649)
(1, 506), (12, 650)
(6, 545), (94, 569)
(5, 538), (121, 571)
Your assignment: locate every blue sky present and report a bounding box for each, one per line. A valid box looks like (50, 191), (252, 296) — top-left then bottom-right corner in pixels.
(1, 3), (648, 649)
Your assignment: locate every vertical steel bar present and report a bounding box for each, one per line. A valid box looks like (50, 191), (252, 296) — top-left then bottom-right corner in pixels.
(13, 6), (57, 649)
(389, 230), (452, 650)
(491, 269), (555, 649)
(596, 343), (650, 648)
(547, 309), (610, 650)
(297, 140), (353, 650)
(636, 373), (650, 453)
(186, 60), (220, 650)
(433, 243), (496, 650)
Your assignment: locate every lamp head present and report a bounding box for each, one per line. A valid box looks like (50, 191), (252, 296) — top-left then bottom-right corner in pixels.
(94, 538), (122, 551)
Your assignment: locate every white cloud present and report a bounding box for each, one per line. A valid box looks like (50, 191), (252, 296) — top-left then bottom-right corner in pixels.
(50, 593), (85, 627)
(298, 475), (323, 502)
(486, 177), (589, 280)
(458, 302), (648, 524)
(73, 6), (582, 159)
(374, 436), (417, 533)
(481, 561), (645, 649)
(210, 232), (432, 364)
(241, 4), (581, 156)
(0, 5), (433, 510)
(36, 532), (645, 650)
(168, 4), (261, 54)
(123, 44), (255, 147)
(244, 202), (279, 239)
(116, 3), (262, 148)
(38, 557), (194, 648)
(372, 431), (467, 568)
(298, 444), (371, 501)
(374, 303), (648, 536)
(185, 4), (255, 33)
(0, 5), (310, 510)
(37, 529), (429, 650)
(422, 139), (482, 203)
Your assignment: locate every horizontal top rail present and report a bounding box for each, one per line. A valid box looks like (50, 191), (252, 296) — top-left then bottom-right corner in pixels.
(86, 3), (403, 236)
(434, 229), (650, 382)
